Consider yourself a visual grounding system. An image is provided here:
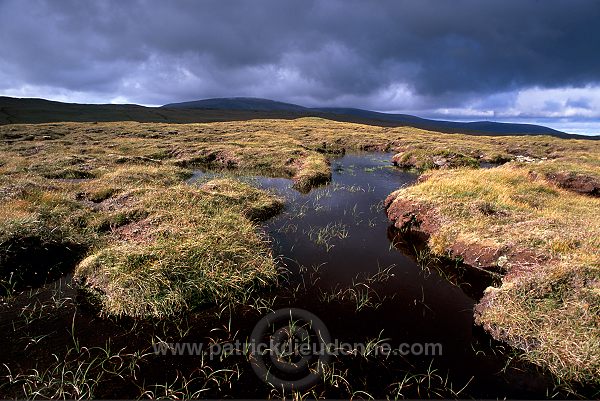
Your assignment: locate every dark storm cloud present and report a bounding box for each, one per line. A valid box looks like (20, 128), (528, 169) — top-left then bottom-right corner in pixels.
(1, 0), (599, 117)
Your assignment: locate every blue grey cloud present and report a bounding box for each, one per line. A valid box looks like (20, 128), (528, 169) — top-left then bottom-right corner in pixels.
(0, 0), (599, 124)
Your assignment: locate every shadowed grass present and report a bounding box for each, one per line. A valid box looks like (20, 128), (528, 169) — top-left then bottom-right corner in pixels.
(0, 182), (98, 291)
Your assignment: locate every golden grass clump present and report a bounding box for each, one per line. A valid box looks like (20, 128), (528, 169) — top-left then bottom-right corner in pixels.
(476, 260), (599, 383)
(292, 154), (331, 192)
(75, 180), (280, 318)
(392, 165), (600, 258)
(0, 184), (96, 248)
(199, 178), (284, 220)
(80, 165), (192, 202)
(386, 165), (600, 384)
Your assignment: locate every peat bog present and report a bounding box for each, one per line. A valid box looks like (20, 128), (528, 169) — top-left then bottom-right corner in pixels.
(2, 1), (600, 397)
(0, 152), (580, 399)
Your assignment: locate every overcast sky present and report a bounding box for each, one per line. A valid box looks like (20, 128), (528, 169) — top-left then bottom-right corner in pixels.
(1, 0), (599, 134)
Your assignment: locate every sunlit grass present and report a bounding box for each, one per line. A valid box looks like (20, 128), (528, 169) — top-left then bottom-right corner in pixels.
(76, 180), (282, 318)
(1, 117), (599, 389)
(387, 164), (600, 383)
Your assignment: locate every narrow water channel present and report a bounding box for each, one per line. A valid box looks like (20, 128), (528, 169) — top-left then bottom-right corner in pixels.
(0, 153), (565, 399)
(188, 152), (559, 398)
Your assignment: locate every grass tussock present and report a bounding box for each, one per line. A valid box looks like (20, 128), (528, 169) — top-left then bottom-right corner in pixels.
(386, 165), (600, 383)
(1, 118), (599, 373)
(392, 148), (480, 170)
(199, 178), (284, 220)
(390, 166), (600, 259)
(75, 180), (281, 318)
(0, 158), (280, 312)
(80, 165), (192, 202)
(477, 260), (599, 384)
(292, 154), (331, 192)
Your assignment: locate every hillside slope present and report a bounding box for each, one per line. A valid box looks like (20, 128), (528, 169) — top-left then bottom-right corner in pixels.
(1, 96), (596, 139)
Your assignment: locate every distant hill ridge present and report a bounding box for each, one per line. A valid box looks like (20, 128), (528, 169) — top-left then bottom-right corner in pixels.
(1, 95), (597, 139)
(163, 97), (569, 137)
(162, 97), (309, 112)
